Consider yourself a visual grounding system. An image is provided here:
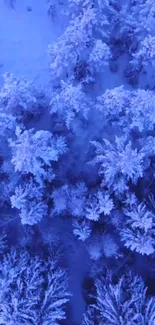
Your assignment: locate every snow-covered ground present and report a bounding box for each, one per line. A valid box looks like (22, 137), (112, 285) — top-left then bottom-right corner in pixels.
(0, 0), (64, 88)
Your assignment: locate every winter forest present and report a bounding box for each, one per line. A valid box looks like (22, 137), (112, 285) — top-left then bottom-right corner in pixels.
(1, 0), (155, 324)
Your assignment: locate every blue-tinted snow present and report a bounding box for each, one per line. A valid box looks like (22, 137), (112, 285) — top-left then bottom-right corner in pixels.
(0, 0), (63, 88)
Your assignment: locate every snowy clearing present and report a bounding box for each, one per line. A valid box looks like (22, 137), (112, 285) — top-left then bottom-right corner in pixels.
(0, 0), (63, 88)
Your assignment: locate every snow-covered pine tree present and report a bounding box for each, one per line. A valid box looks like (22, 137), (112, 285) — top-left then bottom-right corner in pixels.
(0, 249), (70, 324)
(9, 126), (67, 185)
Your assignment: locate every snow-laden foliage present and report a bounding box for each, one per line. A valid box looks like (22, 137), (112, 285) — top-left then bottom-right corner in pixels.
(120, 203), (155, 255)
(0, 172), (20, 209)
(123, 191), (138, 208)
(85, 191), (114, 221)
(48, 1), (111, 80)
(19, 201), (48, 226)
(10, 180), (43, 210)
(9, 126), (67, 184)
(87, 239), (102, 260)
(68, 0), (117, 26)
(118, 0), (155, 45)
(131, 35), (155, 70)
(128, 89), (155, 132)
(0, 112), (16, 138)
(96, 85), (129, 120)
(52, 183), (113, 224)
(135, 296), (155, 325)
(102, 233), (119, 258)
(50, 81), (91, 128)
(0, 249), (70, 324)
(10, 180), (47, 225)
(73, 220), (91, 241)
(90, 136), (145, 191)
(48, 7), (95, 80)
(95, 276), (134, 324)
(146, 193), (155, 213)
(140, 136), (155, 158)
(40, 264), (71, 325)
(88, 39), (111, 73)
(0, 249), (43, 324)
(82, 308), (95, 325)
(95, 274), (155, 325)
(96, 87), (155, 133)
(87, 233), (119, 260)
(0, 233), (7, 255)
(109, 0), (155, 84)
(52, 182), (87, 217)
(0, 73), (44, 120)
(131, 0), (155, 36)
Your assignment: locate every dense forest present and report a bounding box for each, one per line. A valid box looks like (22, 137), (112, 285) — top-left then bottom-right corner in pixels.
(0, 0), (155, 324)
